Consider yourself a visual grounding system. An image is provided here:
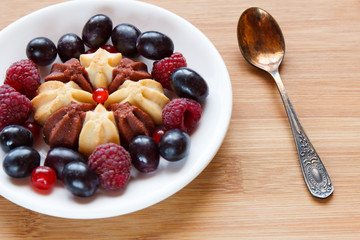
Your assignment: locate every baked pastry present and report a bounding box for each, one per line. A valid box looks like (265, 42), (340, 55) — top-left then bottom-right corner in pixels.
(80, 48), (122, 89)
(31, 81), (95, 125)
(108, 58), (152, 94)
(43, 102), (95, 149)
(78, 104), (120, 156)
(108, 102), (155, 146)
(44, 58), (93, 93)
(104, 79), (169, 125)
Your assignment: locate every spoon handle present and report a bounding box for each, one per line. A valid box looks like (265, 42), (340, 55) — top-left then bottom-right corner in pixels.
(270, 70), (334, 198)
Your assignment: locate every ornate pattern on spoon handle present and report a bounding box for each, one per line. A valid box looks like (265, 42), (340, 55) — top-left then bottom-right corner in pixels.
(271, 70), (334, 199)
(296, 130), (333, 198)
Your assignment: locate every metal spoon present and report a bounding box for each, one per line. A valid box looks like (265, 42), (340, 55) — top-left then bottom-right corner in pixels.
(237, 7), (334, 198)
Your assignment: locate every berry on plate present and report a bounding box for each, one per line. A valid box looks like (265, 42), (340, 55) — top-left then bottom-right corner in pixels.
(63, 161), (99, 197)
(170, 67), (209, 103)
(57, 33), (85, 62)
(152, 128), (166, 144)
(111, 23), (141, 58)
(151, 52), (187, 89)
(23, 121), (41, 141)
(0, 125), (34, 153)
(88, 143), (132, 190)
(31, 166), (57, 191)
(82, 14), (113, 49)
(26, 37), (57, 66)
(162, 98), (202, 133)
(92, 87), (109, 103)
(44, 147), (88, 180)
(3, 146), (40, 178)
(159, 129), (191, 162)
(0, 84), (32, 131)
(4, 59), (41, 99)
(129, 135), (159, 173)
(136, 31), (174, 60)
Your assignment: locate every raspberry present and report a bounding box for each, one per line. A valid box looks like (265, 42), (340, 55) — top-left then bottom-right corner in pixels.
(162, 98), (202, 133)
(4, 59), (41, 99)
(151, 52), (187, 89)
(88, 143), (132, 190)
(0, 84), (32, 131)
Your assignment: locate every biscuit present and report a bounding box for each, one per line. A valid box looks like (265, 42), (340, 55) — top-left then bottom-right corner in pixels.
(31, 81), (95, 125)
(105, 79), (169, 125)
(78, 104), (120, 156)
(80, 48), (122, 89)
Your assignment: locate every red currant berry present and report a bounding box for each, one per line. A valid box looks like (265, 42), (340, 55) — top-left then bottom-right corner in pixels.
(31, 166), (57, 190)
(23, 121), (41, 140)
(152, 128), (166, 144)
(92, 87), (109, 104)
(101, 44), (118, 53)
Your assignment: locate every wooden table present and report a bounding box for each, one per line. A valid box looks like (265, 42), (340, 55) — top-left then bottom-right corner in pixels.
(1, 0), (360, 239)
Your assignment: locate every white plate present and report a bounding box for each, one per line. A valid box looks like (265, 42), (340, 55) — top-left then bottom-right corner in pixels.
(0, 0), (232, 219)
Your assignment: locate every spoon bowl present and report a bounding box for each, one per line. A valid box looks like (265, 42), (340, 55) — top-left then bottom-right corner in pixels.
(237, 7), (285, 72)
(237, 7), (334, 199)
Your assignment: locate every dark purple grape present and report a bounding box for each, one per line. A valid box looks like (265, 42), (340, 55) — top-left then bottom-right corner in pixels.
(159, 129), (190, 161)
(63, 162), (99, 198)
(136, 31), (174, 60)
(170, 67), (209, 103)
(57, 33), (85, 62)
(129, 135), (159, 173)
(0, 125), (34, 153)
(44, 147), (87, 179)
(111, 23), (141, 58)
(26, 37), (57, 66)
(3, 146), (40, 178)
(82, 14), (112, 49)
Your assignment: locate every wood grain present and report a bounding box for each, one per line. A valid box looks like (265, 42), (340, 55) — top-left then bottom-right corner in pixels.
(1, 0), (360, 239)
